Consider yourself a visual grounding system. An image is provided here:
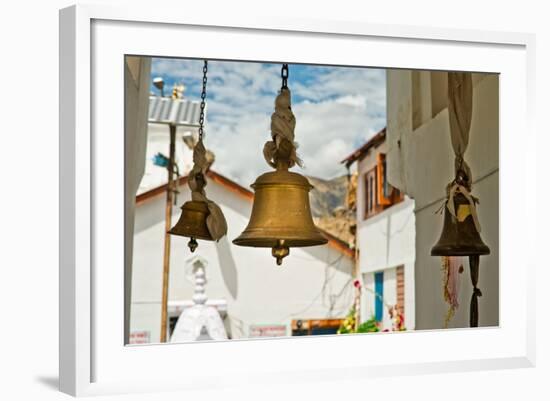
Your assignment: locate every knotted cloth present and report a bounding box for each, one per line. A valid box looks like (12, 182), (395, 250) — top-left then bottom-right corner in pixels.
(442, 256), (464, 328)
(188, 139), (228, 241)
(449, 72), (473, 183)
(263, 88), (303, 169)
(445, 183), (481, 233)
(445, 72), (481, 233)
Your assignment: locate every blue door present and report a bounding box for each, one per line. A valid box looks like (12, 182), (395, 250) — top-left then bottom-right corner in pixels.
(374, 272), (384, 322)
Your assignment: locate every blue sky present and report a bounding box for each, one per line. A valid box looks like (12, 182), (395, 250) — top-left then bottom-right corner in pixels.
(150, 58), (386, 186)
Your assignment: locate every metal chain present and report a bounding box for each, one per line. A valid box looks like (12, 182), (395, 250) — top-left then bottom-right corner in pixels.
(198, 60), (208, 140)
(281, 63), (288, 89)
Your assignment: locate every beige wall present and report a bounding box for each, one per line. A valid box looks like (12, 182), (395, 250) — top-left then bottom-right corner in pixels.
(386, 70), (499, 329)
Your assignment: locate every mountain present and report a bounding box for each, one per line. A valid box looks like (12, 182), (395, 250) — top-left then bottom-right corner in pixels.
(307, 175), (355, 245)
(306, 175), (349, 218)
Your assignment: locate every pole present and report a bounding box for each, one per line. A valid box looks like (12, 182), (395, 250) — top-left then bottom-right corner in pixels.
(160, 124), (176, 342)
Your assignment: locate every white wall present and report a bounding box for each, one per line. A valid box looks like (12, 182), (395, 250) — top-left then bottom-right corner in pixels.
(357, 199), (415, 274)
(130, 177), (355, 342)
(137, 123), (196, 194)
(387, 71), (499, 329)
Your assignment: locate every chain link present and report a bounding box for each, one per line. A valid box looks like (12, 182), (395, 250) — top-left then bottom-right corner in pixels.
(281, 63), (288, 89)
(198, 60), (208, 140)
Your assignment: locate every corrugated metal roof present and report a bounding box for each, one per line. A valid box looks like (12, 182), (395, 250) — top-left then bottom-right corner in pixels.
(148, 96), (204, 127)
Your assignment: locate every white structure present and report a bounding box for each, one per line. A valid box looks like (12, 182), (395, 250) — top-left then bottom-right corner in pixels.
(386, 71), (499, 329)
(342, 129), (416, 330)
(129, 165), (355, 343)
(170, 256), (228, 342)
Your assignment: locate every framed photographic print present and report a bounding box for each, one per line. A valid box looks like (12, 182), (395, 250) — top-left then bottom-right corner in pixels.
(59, 3), (535, 397)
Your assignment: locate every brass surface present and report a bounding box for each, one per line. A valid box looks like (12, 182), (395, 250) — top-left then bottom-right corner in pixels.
(431, 193), (490, 256)
(272, 239), (290, 266)
(169, 200), (213, 243)
(233, 169), (328, 261)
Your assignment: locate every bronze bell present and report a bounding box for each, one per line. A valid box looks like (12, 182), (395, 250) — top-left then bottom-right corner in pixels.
(431, 191), (490, 256)
(169, 200), (213, 252)
(233, 165), (327, 265)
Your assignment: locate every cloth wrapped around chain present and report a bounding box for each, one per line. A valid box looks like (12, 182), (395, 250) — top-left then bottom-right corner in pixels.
(444, 72), (481, 234)
(263, 88), (303, 169)
(188, 139), (228, 240)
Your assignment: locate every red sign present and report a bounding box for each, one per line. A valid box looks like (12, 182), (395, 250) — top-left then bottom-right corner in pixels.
(129, 330), (150, 344)
(249, 325), (287, 338)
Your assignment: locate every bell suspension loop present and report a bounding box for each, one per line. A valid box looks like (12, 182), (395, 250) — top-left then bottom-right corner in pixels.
(198, 60), (208, 143)
(281, 63), (288, 90)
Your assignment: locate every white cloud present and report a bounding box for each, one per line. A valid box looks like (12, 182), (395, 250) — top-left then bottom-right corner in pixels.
(335, 95), (368, 109)
(148, 58), (386, 186)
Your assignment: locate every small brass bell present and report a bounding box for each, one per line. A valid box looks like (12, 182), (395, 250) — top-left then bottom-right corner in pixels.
(431, 192), (490, 257)
(168, 60), (227, 253)
(169, 200), (213, 252)
(431, 176), (489, 327)
(233, 163), (327, 265)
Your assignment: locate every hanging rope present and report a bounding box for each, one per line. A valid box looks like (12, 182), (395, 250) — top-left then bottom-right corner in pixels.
(263, 63), (303, 169)
(188, 60), (227, 241)
(469, 255), (482, 327)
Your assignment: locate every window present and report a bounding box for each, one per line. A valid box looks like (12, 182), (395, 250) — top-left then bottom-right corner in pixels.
(364, 168), (377, 217)
(363, 153), (404, 219)
(377, 153), (391, 205)
(374, 272), (384, 322)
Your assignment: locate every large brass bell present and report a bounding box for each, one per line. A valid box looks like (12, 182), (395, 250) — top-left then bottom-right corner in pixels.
(234, 63), (327, 265)
(169, 199), (212, 252)
(233, 163), (327, 265)
(431, 191), (490, 257)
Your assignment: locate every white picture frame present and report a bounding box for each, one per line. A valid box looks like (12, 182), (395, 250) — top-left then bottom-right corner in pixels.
(59, 4), (536, 397)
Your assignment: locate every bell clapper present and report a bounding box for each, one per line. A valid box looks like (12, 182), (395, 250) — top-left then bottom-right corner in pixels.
(272, 239), (290, 266)
(188, 237), (198, 253)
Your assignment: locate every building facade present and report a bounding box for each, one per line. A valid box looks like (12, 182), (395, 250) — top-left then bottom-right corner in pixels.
(343, 129), (416, 331)
(129, 169), (355, 343)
